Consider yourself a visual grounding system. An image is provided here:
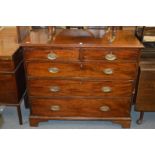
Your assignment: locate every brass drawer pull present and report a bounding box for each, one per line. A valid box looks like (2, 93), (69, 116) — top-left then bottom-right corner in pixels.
(101, 86), (112, 93)
(50, 86), (60, 92)
(103, 68), (113, 75)
(50, 105), (60, 111)
(105, 53), (117, 61)
(47, 53), (57, 60)
(48, 67), (59, 73)
(100, 105), (110, 112)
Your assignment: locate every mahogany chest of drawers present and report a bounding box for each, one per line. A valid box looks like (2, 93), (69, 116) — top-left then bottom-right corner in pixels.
(24, 45), (141, 128)
(20, 29), (142, 128)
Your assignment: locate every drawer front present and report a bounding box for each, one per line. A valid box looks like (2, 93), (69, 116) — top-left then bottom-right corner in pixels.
(0, 75), (18, 104)
(30, 98), (131, 117)
(0, 60), (15, 72)
(0, 49), (23, 72)
(82, 48), (140, 61)
(24, 48), (79, 61)
(26, 62), (137, 79)
(28, 79), (133, 97)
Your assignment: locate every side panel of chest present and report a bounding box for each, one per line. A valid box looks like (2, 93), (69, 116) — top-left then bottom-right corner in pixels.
(136, 63), (155, 111)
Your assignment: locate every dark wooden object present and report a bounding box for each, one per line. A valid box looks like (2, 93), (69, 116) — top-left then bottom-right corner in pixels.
(135, 58), (155, 124)
(135, 26), (155, 124)
(0, 28), (27, 125)
(22, 28), (142, 128)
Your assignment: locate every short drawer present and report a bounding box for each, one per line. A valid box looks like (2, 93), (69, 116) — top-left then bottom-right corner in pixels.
(28, 79), (133, 97)
(0, 48), (23, 72)
(82, 48), (140, 61)
(30, 98), (131, 117)
(26, 61), (138, 80)
(0, 60), (15, 72)
(24, 48), (79, 61)
(0, 74), (18, 104)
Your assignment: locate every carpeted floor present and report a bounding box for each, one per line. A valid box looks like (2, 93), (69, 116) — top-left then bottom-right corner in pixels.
(1, 100), (155, 129)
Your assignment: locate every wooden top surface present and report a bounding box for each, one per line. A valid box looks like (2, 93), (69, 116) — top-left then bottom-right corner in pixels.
(0, 27), (143, 60)
(21, 28), (143, 48)
(0, 27), (19, 60)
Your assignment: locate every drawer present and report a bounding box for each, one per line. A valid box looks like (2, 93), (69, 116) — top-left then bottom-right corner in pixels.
(0, 74), (18, 104)
(24, 48), (79, 61)
(30, 98), (131, 117)
(26, 61), (137, 80)
(28, 79), (133, 97)
(0, 60), (15, 72)
(82, 48), (140, 61)
(0, 48), (23, 72)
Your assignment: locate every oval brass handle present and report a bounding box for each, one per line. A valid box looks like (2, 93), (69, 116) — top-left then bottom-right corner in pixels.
(50, 86), (60, 92)
(47, 53), (57, 60)
(105, 53), (117, 61)
(103, 68), (113, 75)
(48, 67), (59, 73)
(100, 105), (110, 112)
(101, 86), (112, 93)
(50, 105), (60, 111)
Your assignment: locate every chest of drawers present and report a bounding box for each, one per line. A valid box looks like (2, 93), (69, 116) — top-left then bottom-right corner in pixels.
(24, 46), (141, 128)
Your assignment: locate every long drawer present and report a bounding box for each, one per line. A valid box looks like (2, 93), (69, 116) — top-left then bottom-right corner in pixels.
(28, 79), (133, 97)
(30, 98), (131, 117)
(26, 61), (137, 79)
